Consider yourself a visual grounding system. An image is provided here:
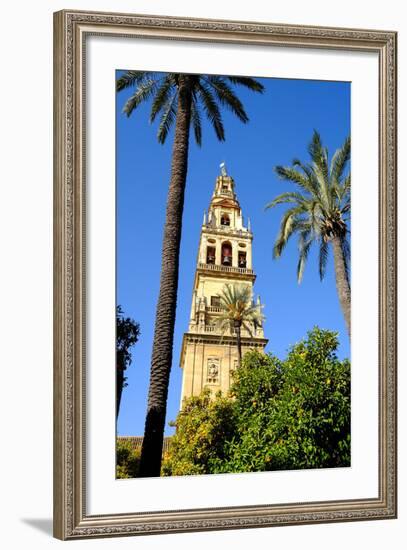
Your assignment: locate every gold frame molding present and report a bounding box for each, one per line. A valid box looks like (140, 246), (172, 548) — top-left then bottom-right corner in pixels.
(53, 9), (397, 540)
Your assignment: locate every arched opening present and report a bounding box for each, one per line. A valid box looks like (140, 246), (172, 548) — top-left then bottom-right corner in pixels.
(206, 246), (216, 264)
(220, 213), (230, 226)
(238, 251), (247, 268)
(221, 242), (232, 266)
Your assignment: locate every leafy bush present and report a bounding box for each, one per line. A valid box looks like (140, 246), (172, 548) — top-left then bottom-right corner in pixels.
(161, 391), (237, 476)
(116, 439), (141, 478)
(162, 327), (350, 476)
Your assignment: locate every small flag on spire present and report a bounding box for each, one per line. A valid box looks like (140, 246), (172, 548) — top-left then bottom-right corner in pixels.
(220, 162), (227, 176)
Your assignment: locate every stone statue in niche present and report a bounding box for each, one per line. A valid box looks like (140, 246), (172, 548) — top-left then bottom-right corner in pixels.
(207, 358), (220, 384)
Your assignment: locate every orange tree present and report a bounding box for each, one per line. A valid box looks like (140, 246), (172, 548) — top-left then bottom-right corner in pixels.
(162, 327), (350, 475)
(116, 439), (141, 479)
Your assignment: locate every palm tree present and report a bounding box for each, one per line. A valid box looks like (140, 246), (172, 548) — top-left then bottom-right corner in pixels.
(117, 71), (264, 477)
(216, 284), (264, 368)
(265, 131), (351, 334)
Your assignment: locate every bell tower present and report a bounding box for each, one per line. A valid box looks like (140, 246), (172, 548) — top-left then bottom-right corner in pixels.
(179, 164), (268, 405)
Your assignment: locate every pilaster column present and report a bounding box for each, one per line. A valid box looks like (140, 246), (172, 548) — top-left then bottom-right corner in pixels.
(199, 236), (206, 264)
(232, 241), (238, 267)
(247, 243), (253, 269)
(215, 239), (222, 266)
(190, 290), (197, 321)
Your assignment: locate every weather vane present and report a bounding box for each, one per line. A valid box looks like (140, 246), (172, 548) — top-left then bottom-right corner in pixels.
(220, 161), (227, 176)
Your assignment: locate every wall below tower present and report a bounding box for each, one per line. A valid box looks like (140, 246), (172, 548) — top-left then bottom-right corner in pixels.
(179, 335), (267, 407)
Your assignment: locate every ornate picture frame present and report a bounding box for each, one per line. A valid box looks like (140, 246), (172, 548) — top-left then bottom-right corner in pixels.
(53, 9), (397, 540)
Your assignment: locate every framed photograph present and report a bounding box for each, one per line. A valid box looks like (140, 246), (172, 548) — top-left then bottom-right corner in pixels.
(53, 9), (397, 540)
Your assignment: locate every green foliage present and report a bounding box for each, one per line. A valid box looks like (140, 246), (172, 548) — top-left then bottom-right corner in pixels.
(223, 328), (350, 472)
(266, 131), (351, 283)
(162, 327), (350, 476)
(116, 72), (264, 146)
(116, 305), (140, 382)
(116, 305), (140, 418)
(116, 439), (141, 479)
(161, 390), (237, 476)
(215, 284), (265, 333)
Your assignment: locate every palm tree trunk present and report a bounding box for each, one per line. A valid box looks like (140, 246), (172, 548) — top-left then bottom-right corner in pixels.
(139, 78), (192, 477)
(331, 235), (351, 335)
(234, 321), (242, 368)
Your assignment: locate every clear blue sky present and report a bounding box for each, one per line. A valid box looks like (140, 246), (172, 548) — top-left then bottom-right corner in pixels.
(116, 73), (350, 436)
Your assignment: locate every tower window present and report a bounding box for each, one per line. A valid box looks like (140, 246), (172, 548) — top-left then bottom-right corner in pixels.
(211, 296), (221, 307)
(206, 246), (216, 264)
(238, 251), (247, 268)
(220, 214), (230, 226)
(221, 242), (232, 266)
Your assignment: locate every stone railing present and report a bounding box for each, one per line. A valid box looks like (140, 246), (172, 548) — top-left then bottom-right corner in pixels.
(207, 305), (223, 313)
(198, 263), (253, 276)
(202, 225), (252, 238)
(193, 324), (256, 337)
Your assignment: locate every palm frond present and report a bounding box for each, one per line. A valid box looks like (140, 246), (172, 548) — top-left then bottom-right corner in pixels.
(308, 130), (322, 160)
(274, 165), (318, 197)
(242, 321), (255, 338)
(341, 199), (351, 214)
(308, 131), (328, 177)
(204, 76), (248, 123)
(217, 282), (237, 306)
(156, 94), (177, 144)
(343, 174), (351, 194)
(149, 75), (175, 122)
(336, 174), (351, 207)
(322, 146), (329, 181)
(329, 137), (350, 206)
(122, 78), (158, 117)
(297, 233), (313, 283)
(292, 159), (321, 197)
(116, 71), (154, 92)
(195, 81), (225, 141)
(314, 166), (331, 211)
(309, 134), (330, 211)
(330, 136), (351, 183)
(273, 208), (307, 258)
(216, 317), (234, 337)
(225, 76), (265, 93)
(215, 284), (264, 327)
(295, 200), (321, 237)
(265, 191), (308, 210)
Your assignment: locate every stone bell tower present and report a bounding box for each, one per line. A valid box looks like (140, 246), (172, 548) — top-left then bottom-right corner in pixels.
(179, 164), (268, 406)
